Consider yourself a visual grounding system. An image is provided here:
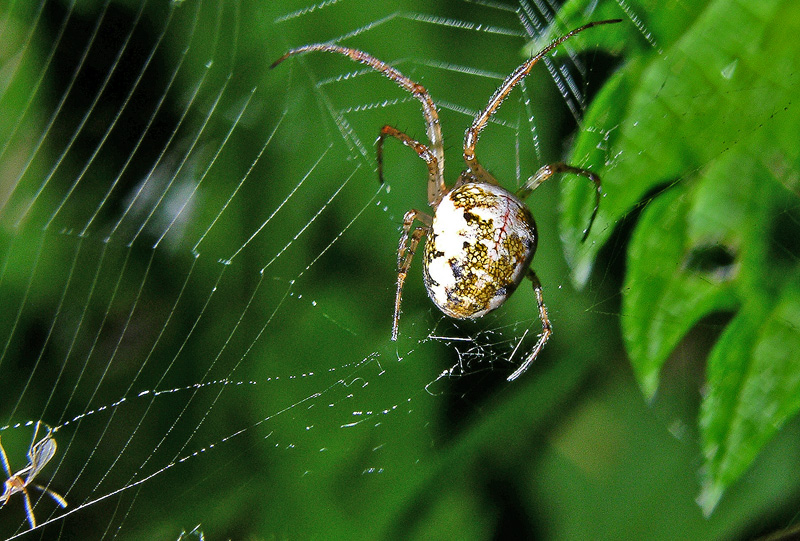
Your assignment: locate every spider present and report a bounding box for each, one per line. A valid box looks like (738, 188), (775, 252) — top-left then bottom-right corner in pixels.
(272, 19), (621, 381)
(0, 421), (67, 529)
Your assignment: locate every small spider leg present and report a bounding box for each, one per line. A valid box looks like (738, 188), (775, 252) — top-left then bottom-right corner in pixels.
(21, 487), (35, 528)
(463, 19), (621, 184)
(393, 209), (432, 341)
(271, 44), (447, 204)
(377, 126), (441, 203)
(397, 209), (433, 269)
(507, 269), (552, 381)
(31, 484), (67, 508)
(0, 436), (12, 478)
(517, 162), (601, 241)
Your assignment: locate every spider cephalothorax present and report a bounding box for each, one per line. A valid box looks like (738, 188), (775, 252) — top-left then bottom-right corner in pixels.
(273, 19), (621, 380)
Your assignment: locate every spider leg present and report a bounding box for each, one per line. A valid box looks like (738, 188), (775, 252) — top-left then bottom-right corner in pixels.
(0, 436), (12, 478)
(21, 487), (36, 529)
(393, 209), (432, 341)
(517, 162), (601, 241)
(507, 269), (552, 381)
(271, 43), (447, 205)
(463, 19), (621, 185)
(377, 125), (441, 203)
(32, 484), (67, 508)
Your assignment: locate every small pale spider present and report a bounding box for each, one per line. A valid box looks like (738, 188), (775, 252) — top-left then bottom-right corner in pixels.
(272, 19), (620, 381)
(0, 421), (67, 529)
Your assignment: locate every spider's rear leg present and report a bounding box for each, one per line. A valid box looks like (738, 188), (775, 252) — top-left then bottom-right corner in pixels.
(393, 209), (432, 341)
(517, 162), (602, 242)
(377, 125), (443, 205)
(507, 269), (552, 381)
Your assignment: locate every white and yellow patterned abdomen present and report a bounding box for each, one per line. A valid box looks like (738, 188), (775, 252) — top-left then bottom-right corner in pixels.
(423, 182), (537, 319)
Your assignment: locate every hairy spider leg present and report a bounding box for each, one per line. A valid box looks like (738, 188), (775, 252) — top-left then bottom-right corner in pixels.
(507, 269), (552, 381)
(377, 125), (440, 196)
(463, 19), (622, 185)
(518, 162), (601, 241)
(393, 209), (432, 341)
(271, 44), (448, 205)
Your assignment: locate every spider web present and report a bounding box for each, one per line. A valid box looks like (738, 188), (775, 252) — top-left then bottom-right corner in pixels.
(1, 0), (795, 539)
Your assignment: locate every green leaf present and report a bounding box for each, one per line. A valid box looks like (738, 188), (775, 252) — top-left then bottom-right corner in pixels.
(562, 0), (800, 279)
(621, 180), (739, 399)
(699, 280), (800, 514)
(554, 0), (800, 513)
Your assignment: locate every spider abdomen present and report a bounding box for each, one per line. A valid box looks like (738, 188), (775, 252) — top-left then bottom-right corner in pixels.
(423, 182), (537, 320)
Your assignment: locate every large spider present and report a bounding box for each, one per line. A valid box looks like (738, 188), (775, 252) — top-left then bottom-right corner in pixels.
(272, 19), (621, 381)
(0, 421), (67, 529)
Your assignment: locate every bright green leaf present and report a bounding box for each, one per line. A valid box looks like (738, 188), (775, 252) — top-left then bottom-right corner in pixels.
(554, 0), (800, 513)
(699, 279), (800, 514)
(622, 180), (738, 399)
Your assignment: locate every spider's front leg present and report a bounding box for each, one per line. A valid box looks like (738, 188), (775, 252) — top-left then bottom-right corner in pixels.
(518, 162), (602, 242)
(377, 125), (444, 205)
(393, 209), (432, 341)
(507, 269), (552, 381)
